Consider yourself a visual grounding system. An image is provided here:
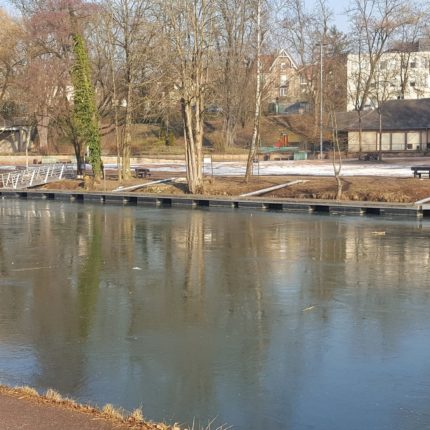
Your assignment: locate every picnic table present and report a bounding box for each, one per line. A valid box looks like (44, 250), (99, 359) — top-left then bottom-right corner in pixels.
(411, 166), (430, 178)
(134, 167), (151, 178)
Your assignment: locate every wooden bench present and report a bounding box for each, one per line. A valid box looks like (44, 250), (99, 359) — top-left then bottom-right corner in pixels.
(134, 167), (151, 178)
(411, 166), (430, 178)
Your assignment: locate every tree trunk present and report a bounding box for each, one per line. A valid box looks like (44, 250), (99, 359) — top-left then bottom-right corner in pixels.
(36, 109), (50, 154)
(223, 114), (236, 150)
(122, 83), (133, 179)
(245, 0), (262, 182)
(108, 22), (122, 181)
(357, 110), (363, 155)
(378, 110), (383, 161)
(330, 111), (343, 200)
(335, 174), (343, 200)
(245, 99), (260, 181)
(182, 99), (204, 194)
(73, 137), (84, 176)
(24, 126), (33, 168)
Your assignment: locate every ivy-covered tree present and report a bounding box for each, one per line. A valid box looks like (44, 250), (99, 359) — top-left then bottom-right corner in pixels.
(71, 31), (103, 180)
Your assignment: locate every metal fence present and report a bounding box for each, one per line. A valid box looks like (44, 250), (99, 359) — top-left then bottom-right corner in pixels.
(0, 164), (75, 189)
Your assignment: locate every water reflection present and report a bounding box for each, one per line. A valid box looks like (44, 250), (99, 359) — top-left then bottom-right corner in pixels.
(1, 200), (430, 429)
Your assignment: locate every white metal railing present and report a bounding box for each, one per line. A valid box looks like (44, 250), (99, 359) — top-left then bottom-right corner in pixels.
(0, 164), (75, 189)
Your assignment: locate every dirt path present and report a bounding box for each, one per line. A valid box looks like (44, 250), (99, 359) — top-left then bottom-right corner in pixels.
(0, 392), (131, 429)
(0, 387), (168, 430)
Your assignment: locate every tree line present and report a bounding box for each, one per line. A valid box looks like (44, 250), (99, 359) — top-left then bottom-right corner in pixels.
(0, 0), (429, 191)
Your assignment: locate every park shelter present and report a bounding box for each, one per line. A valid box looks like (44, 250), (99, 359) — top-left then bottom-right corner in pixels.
(337, 98), (430, 153)
(0, 117), (34, 154)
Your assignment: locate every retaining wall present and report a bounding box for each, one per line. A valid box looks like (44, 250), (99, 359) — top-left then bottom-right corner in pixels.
(0, 189), (426, 219)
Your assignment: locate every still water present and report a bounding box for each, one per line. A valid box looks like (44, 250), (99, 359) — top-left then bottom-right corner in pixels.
(1, 200), (430, 429)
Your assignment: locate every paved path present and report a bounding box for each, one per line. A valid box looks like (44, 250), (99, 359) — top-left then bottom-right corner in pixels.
(0, 392), (133, 430)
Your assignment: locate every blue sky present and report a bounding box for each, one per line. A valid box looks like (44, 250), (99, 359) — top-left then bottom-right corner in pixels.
(325, 0), (350, 32)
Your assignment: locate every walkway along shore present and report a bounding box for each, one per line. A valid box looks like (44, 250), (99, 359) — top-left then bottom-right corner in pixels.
(0, 385), (177, 430)
(0, 189), (428, 219)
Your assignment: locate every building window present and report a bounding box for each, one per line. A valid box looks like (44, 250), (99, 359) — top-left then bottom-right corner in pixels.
(410, 81), (416, 87)
(279, 87), (287, 97)
(380, 61), (387, 70)
(417, 75), (427, 87)
(280, 74), (287, 86)
(410, 61), (417, 68)
(280, 62), (286, 70)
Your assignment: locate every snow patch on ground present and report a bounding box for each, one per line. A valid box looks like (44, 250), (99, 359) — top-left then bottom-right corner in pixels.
(2, 158), (424, 178)
(128, 159), (419, 178)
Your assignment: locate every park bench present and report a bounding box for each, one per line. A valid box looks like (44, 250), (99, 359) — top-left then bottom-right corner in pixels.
(411, 166), (430, 178)
(258, 146), (299, 161)
(359, 152), (379, 161)
(134, 167), (151, 178)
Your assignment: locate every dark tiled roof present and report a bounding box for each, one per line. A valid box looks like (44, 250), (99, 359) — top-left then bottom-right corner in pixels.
(337, 98), (430, 131)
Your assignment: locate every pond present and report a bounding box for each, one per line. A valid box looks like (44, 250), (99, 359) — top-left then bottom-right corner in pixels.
(1, 199), (430, 430)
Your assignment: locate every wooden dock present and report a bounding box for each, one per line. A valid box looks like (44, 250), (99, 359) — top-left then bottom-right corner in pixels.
(0, 189), (427, 219)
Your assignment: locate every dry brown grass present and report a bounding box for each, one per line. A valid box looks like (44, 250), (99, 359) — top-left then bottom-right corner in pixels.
(130, 408), (144, 422)
(102, 403), (125, 421)
(16, 386), (39, 397)
(45, 389), (64, 402)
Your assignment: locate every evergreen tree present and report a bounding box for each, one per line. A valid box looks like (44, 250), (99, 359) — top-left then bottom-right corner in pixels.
(71, 32), (103, 180)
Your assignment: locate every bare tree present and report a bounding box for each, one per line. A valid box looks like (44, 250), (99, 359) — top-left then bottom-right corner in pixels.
(105, 0), (156, 179)
(0, 10), (24, 107)
(324, 31), (349, 199)
(368, 60), (400, 159)
(88, 12), (122, 177)
(158, 0), (216, 194)
(11, 0), (99, 168)
(16, 57), (66, 155)
(328, 111), (343, 199)
(12, 0), (74, 152)
(245, 0), (263, 181)
(274, 0), (348, 163)
(347, 0), (410, 153)
(215, 0), (253, 150)
(389, 5), (429, 99)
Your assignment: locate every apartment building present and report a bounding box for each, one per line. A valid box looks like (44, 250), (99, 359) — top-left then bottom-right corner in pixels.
(347, 40), (430, 111)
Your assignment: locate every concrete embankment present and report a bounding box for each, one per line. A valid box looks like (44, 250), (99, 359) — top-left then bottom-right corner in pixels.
(0, 189), (427, 219)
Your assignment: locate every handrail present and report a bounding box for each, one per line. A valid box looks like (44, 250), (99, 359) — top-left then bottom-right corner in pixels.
(0, 164), (75, 189)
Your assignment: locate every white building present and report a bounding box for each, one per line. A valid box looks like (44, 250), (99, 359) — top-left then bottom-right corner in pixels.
(347, 45), (430, 111)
